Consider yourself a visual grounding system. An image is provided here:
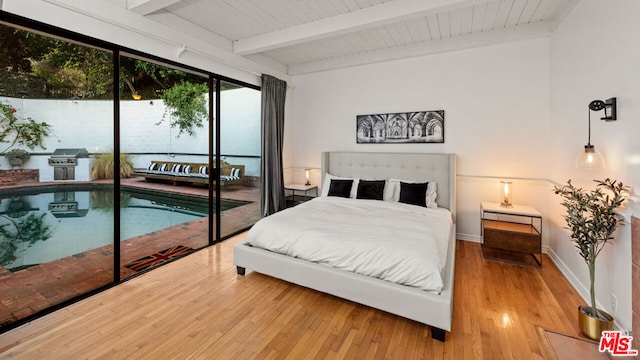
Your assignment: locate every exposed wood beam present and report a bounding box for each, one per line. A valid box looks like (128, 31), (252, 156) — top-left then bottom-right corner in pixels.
(127, 0), (182, 16)
(233, 0), (490, 55)
(288, 20), (553, 75)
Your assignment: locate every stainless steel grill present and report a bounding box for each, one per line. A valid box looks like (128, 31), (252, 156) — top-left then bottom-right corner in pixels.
(48, 191), (88, 218)
(48, 148), (89, 180)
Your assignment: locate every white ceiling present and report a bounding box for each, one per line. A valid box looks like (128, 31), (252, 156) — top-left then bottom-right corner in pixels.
(106, 0), (579, 76)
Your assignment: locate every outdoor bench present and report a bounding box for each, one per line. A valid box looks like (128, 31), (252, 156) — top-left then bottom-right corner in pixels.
(134, 161), (245, 186)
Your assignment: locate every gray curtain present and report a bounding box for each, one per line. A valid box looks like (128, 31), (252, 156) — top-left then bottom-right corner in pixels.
(260, 74), (287, 217)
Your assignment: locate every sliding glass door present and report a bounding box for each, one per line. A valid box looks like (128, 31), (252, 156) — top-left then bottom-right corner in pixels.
(118, 55), (212, 279)
(0, 15), (262, 332)
(0, 22), (115, 326)
(219, 81), (261, 238)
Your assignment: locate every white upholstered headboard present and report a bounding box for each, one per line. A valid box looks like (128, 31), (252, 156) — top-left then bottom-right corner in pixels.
(321, 152), (456, 222)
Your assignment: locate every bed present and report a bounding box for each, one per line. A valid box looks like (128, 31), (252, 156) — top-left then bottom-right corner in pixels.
(234, 151), (456, 341)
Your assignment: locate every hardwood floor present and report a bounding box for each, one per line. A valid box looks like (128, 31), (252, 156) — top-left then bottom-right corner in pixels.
(0, 233), (585, 359)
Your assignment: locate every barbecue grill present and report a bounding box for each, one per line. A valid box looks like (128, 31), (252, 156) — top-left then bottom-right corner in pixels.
(48, 148), (89, 180)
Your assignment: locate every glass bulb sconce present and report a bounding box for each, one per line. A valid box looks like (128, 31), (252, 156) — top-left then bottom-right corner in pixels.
(576, 98), (616, 169)
(500, 181), (513, 208)
(305, 168), (311, 185)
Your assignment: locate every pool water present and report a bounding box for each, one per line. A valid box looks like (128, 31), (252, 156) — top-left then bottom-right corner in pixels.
(0, 186), (245, 271)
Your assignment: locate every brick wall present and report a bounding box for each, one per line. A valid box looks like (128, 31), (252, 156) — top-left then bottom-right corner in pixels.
(632, 216), (639, 354)
(0, 169), (39, 185)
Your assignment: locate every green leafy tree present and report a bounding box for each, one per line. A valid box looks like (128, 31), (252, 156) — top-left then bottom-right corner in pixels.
(159, 81), (208, 136)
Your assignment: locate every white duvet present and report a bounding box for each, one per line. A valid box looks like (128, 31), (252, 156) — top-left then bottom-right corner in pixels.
(247, 196), (453, 293)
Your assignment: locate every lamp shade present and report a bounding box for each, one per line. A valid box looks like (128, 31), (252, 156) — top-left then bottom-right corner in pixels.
(576, 144), (605, 169)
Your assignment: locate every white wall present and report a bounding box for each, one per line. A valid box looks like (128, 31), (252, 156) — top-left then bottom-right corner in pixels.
(0, 88), (261, 175)
(549, 0), (640, 333)
(287, 0), (639, 334)
(289, 39), (551, 245)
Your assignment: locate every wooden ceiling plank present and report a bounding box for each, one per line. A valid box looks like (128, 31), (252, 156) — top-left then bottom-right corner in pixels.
(493, 0), (514, 29)
(396, 22), (416, 46)
(128, 0), (183, 15)
(221, 0), (282, 33)
(438, 12), (451, 38)
(471, 3), (487, 33)
(426, 14), (441, 40)
(459, 6), (473, 34)
(449, 9), (462, 37)
(288, 19), (552, 75)
(519, 0), (542, 23)
(505, 0), (528, 27)
(233, 0), (493, 55)
(376, 26), (396, 48)
(404, 17), (431, 43)
(385, 23), (405, 47)
(341, 0), (363, 12)
(358, 27), (387, 50)
(481, 0), (500, 30)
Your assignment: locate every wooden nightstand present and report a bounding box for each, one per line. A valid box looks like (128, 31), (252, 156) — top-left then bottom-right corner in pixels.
(481, 202), (542, 267)
(285, 184), (318, 207)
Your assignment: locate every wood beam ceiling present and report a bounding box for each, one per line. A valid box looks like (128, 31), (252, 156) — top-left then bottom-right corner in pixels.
(127, 0), (182, 16)
(233, 0), (492, 56)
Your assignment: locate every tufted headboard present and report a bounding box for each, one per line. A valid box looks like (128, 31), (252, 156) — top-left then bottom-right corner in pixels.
(321, 152), (456, 222)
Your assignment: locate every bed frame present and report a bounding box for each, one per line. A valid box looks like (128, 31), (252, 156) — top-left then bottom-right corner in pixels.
(234, 152), (456, 341)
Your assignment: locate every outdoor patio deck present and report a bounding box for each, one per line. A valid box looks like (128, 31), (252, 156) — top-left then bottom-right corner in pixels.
(0, 176), (260, 330)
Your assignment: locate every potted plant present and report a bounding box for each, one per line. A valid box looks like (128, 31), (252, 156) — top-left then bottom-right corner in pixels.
(5, 149), (31, 167)
(90, 151), (134, 180)
(554, 178), (629, 340)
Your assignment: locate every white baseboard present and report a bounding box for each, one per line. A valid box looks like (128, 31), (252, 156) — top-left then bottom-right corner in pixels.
(545, 247), (627, 333)
(457, 233), (481, 243)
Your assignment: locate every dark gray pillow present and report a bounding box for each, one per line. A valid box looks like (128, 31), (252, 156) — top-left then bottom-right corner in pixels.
(399, 182), (429, 207)
(328, 179), (353, 198)
(356, 180), (385, 200)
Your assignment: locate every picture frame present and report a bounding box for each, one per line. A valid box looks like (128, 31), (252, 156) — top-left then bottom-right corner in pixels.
(356, 110), (444, 144)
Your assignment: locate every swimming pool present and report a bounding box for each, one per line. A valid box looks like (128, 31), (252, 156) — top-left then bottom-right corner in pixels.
(0, 185), (246, 271)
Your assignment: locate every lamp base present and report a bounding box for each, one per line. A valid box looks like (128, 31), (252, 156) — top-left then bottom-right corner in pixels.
(500, 202), (513, 208)
(304, 181), (311, 186)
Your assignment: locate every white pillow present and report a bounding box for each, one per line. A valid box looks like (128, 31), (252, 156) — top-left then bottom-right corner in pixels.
(427, 182), (438, 209)
(389, 179), (438, 208)
(321, 173), (359, 198)
(384, 179), (399, 202)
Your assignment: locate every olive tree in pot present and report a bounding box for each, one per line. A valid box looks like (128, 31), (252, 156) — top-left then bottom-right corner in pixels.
(554, 178), (629, 340)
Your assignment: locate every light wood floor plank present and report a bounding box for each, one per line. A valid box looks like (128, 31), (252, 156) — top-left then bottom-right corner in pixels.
(0, 234), (585, 359)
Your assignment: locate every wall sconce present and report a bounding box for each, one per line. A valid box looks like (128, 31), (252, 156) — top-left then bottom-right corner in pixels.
(305, 168), (311, 185)
(500, 181), (512, 208)
(576, 97), (616, 169)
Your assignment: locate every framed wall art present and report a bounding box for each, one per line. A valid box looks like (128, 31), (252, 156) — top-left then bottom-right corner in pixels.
(356, 110), (444, 144)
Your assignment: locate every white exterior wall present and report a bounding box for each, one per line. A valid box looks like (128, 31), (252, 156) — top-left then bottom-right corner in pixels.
(0, 87), (261, 175)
